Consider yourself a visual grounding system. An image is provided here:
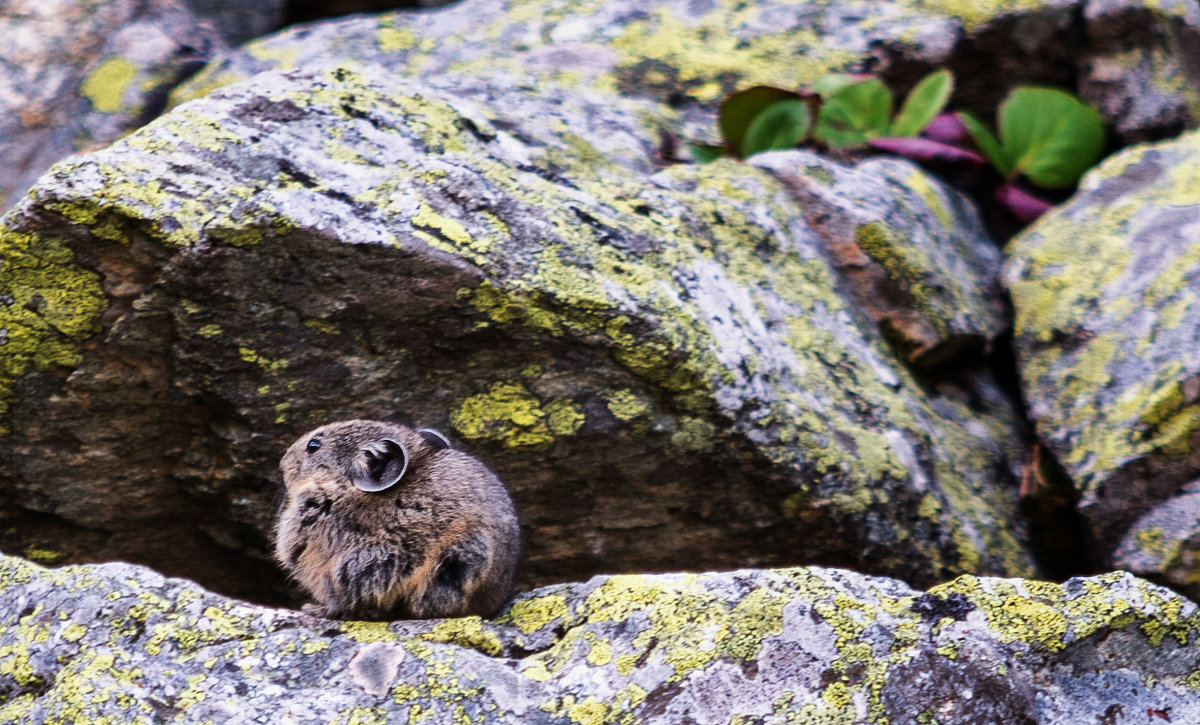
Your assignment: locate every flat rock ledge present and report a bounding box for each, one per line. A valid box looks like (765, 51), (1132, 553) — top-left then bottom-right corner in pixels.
(2, 554), (1199, 724)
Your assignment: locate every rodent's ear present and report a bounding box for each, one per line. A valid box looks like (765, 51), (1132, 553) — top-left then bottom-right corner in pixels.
(417, 428), (452, 451)
(352, 438), (409, 492)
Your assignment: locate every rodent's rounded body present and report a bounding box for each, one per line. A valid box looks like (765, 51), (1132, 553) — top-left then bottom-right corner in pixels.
(274, 420), (520, 620)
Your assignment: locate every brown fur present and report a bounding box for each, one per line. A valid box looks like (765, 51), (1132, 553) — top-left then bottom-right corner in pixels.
(274, 420), (520, 620)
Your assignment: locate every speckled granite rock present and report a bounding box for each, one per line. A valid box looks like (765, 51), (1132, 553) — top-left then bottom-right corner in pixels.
(751, 151), (1005, 365)
(0, 0), (226, 212)
(2, 554), (1199, 724)
(0, 63), (1032, 606)
(1005, 130), (1200, 595)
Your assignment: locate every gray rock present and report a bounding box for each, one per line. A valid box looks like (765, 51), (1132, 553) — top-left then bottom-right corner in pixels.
(0, 64), (1032, 606)
(1114, 478), (1200, 599)
(1005, 130), (1200, 582)
(1077, 0), (1200, 142)
(2, 553), (1198, 724)
(0, 0), (227, 212)
(752, 151), (1006, 365)
(172, 0), (1194, 146)
(180, 0), (286, 45)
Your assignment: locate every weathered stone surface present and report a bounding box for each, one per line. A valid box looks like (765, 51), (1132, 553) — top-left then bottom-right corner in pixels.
(1114, 478), (1200, 599)
(180, 0), (285, 45)
(0, 63), (1031, 606)
(0, 0), (226, 212)
(1077, 0), (1200, 142)
(3, 553), (1199, 724)
(752, 151), (1006, 365)
(1005, 130), (1200, 583)
(171, 0), (1194, 145)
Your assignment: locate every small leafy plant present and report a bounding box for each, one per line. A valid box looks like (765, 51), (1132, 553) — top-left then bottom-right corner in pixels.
(692, 71), (1106, 226)
(813, 70), (952, 149)
(957, 87), (1106, 223)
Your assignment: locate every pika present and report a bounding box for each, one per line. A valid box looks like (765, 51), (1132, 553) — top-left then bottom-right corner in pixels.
(274, 419), (520, 620)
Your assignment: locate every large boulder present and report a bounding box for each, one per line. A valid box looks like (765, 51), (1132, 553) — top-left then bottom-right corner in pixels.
(172, 0), (1198, 142)
(0, 63), (1032, 605)
(0, 0), (226, 212)
(2, 554), (1198, 724)
(1005, 130), (1200, 597)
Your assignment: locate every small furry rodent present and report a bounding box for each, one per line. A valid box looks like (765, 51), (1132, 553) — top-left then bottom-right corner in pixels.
(274, 419), (520, 620)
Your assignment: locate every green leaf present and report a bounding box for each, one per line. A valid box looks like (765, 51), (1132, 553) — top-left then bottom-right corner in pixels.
(958, 111), (1011, 177)
(742, 99), (812, 157)
(814, 78), (892, 148)
(718, 86), (800, 158)
(1000, 87), (1105, 190)
(688, 144), (727, 163)
(889, 69), (953, 138)
(809, 73), (864, 98)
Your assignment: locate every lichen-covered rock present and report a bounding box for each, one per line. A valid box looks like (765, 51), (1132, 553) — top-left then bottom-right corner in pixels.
(170, 0), (1194, 145)
(0, 0), (226, 212)
(1077, 0), (1200, 142)
(0, 63), (1032, 605)
(2, 554), (1199, 724)
(751, 151), (1006, 365)
(1005, 130), (1200, 584)
(1113, 477), (1200, 601)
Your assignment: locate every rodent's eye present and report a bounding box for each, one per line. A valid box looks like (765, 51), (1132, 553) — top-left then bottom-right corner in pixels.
(306, 439), (322, 453)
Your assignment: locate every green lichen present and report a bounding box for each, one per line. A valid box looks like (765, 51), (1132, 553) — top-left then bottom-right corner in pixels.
(601, 388), (654, 421)
(0, 228), (106, 435)
(609, 6), (858, 100)
(80, 57), (137, 114)
(497, 593), (571, 635)
(449, 381), (579, 448)
(419, 617), (503, 656)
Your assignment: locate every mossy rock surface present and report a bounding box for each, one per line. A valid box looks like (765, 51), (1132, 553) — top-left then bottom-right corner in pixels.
(0, 64), (1032, 604)
(1006, 129), (1200, 588)
(174, 0), (1198, 142)
(0, 0), (227, 213)
(2, 553), (1199, 723)
(752, 151), (1005, 365)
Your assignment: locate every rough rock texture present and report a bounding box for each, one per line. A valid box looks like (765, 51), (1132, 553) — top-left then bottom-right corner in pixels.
(1005, 130), (1200, 596)
(752, 152), (1005, 365)
(0, 63), (1032, 606)
(1078, 0), (1200, 142)
(0, 0), (226, 212)
(2, 554), (1199, 724)
(181, 0), (285, 45)
(171, 0), (1197, 143)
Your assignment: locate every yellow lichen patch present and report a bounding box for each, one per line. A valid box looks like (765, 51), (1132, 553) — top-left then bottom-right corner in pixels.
(450, 381), (583, 447)
(583, 574), (727, 679)
(720, 587), (788, 661)
(609, 5), (856, 96)
(411, 204), (488, 255)
(22, 547), (66, 565)
(341, 620), (401, 643)
(602, 388), (654, 421)
(419, 617), (502, 656)
(80, 56), (137, 114)
(908, 0), (1056, 32)
(377, 25), (416, 53)
(498, 593), (570, 635)
(0, 227), (106, 435)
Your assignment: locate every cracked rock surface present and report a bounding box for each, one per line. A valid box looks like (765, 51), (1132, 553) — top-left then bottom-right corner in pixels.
(2, 554), (1199, 724)
(0, 64), (1032, 604)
